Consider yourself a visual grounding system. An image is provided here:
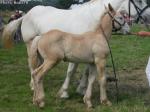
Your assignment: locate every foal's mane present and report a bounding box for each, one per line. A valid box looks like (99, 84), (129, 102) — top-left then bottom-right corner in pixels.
(95, 12), (110, 32)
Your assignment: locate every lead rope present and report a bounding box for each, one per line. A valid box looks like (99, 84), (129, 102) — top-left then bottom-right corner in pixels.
(100, 25), (119, 103)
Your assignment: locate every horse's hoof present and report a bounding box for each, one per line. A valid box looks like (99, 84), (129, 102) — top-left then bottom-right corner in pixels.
(30, 80), (34, 91)
(60, 91), (69, 98)
(76, 86), (86, 96)
(57, 89), (69, 99)
(30, 86), (34, 91)
(101, 99), (112, 106)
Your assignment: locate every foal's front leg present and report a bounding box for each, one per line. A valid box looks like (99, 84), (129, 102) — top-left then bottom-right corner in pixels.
(58, 62), (78, 98)
(96, 58), (112, 106)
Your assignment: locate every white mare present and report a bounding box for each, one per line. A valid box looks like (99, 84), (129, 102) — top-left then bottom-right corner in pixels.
(2, 0), (125, 97)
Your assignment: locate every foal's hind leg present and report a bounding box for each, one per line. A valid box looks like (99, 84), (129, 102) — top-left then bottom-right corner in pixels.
(32, 60), (57, 108)
(58, 62), (78, 98)
(26, 42), (40, 91)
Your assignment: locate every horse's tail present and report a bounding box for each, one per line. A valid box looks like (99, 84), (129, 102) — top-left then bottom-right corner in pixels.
(2, 16), (24, 48)
(30, 36), (41, 69)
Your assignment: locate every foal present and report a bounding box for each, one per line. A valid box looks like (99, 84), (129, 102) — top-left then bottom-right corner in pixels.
(31, 4), (115, 108)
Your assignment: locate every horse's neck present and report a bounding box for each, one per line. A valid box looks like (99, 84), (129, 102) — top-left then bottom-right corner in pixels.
(80, 0), (124, 23)
(96, 14), (112, 40)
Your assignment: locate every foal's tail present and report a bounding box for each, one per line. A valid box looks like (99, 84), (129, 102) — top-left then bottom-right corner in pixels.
(2, 16), (24, 48)
(30, 36), (41, 69)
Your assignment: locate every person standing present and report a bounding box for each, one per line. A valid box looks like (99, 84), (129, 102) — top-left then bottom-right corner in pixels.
(146, 57), (150, 86)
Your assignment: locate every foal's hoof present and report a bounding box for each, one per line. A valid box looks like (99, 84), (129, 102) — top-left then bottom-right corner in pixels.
(83, 96), (93, 109)
(101, 99), (112, 106)
(57, 89), (69, 99)
(33, 99), (45, 108)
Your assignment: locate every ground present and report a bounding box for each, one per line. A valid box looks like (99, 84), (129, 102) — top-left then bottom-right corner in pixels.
(0, 11), (150, 112)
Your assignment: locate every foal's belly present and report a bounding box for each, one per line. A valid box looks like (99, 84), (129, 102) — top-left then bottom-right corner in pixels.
(64, 51), (94, 63)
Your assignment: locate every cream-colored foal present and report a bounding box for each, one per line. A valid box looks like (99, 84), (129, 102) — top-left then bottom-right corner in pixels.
(31, 4), (115, 108)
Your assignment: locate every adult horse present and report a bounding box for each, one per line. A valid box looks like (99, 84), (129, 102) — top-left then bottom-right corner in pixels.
(2, 0), (125, 95)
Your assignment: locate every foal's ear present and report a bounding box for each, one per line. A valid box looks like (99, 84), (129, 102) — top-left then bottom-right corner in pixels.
(108, 3), (115, 13)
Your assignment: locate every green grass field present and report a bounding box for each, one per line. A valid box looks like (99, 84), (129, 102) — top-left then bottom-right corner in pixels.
(0, 22), (150, 111)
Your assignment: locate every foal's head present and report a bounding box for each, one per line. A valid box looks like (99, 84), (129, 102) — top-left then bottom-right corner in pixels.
(112, 12), (130, 34)
(96, 3), (116, 31)
(100, 4), (130, 34)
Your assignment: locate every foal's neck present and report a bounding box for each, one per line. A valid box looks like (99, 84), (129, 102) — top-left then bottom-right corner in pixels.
(95, 14), (113, 40)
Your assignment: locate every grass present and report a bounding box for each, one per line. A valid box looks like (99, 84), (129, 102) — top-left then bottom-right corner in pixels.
(0, 23), (150, 111)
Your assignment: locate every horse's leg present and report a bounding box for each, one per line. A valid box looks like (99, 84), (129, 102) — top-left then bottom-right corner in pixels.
(76, 65), (89, 95)
(83, 64), (96, 108)
(32, 60), (57, 108)
(26, 41), (39, 90)
(58, 62), (78, 98)
(96, 58), (112, 106)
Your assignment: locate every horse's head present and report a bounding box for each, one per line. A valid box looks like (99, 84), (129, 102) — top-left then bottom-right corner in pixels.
(113, 12), (130, 34)
(104, 5), (130, 34)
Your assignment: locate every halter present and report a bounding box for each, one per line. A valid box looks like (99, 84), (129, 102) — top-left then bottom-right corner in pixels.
(128, 0), (149, 24)
(107, 11), (126, 32)
(112, 16), (126, 32)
